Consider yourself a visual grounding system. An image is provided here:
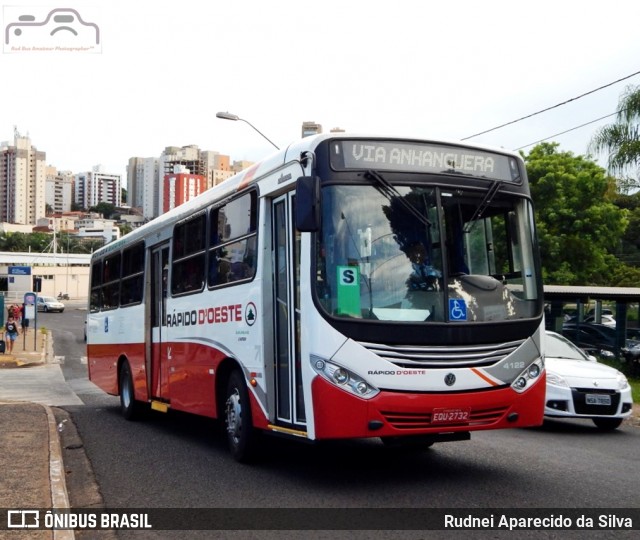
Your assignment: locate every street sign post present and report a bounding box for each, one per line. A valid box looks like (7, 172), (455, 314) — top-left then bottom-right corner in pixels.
(23, 292), (36, 350)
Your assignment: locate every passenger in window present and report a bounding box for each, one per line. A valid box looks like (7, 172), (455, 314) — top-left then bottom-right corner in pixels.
(406, 242), (441, 292)
(228, 241), (248, 280)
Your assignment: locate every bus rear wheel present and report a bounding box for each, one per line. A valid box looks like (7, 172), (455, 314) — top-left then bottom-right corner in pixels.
(225, 370), (256, 462)
(119, 361), (142, 421)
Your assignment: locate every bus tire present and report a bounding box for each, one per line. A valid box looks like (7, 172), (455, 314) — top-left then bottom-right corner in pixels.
(225, 370), (256, 462)
(119, 361), (142, 421)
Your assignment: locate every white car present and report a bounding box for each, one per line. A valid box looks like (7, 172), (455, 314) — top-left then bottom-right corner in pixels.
(36, 296), (65, 313)
(545, 331), (633, 430)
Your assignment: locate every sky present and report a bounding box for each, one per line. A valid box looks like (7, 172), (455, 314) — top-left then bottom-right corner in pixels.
(2, 0), (640, 187)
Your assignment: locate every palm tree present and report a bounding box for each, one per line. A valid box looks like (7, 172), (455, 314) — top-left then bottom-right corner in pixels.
(589, 85), (640, 192)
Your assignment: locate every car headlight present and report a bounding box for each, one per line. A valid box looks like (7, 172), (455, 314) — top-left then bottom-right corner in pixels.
(546, 371), (569, 387)
(616, 372), (630, 391)
(311, 355), (379, 399)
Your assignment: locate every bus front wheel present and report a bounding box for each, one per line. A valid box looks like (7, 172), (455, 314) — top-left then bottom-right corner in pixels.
(225, 370), (256, 462)
(119, 361), (142, 421)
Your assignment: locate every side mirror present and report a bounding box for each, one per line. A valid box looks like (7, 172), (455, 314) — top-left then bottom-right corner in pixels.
(295, 176), (320, 232)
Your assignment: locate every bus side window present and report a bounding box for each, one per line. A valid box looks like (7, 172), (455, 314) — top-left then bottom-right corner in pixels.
(121, 242), (145, 305)
(102, 252), (121, 310)
(90, 259), (102, 312)
(172, 214), (206, 296)
(208, 191), (257, 288)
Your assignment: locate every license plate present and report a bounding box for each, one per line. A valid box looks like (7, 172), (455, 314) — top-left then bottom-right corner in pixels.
(585, 394), (611, 406)
(432, 407), (471, 424)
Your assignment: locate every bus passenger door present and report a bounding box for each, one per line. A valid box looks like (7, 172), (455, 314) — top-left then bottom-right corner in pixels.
(148, 244), (170, 400)
(273, 193), (306, 429)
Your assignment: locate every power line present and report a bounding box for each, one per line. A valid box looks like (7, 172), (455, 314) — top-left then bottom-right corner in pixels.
(462, 69), (640, 141)
(514, 111), (619, 151)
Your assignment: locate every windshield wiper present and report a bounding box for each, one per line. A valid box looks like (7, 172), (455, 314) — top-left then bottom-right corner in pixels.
(463, 181), (502, 234)
(365, 170), (431, 229)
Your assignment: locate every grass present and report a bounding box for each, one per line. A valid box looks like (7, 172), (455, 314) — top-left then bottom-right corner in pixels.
(629, 378), (640, 403)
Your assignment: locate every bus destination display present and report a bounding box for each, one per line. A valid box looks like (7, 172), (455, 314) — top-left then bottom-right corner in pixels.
(332, 140), (520, 182)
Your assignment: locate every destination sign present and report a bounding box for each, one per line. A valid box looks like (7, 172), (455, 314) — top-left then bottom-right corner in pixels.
(332, 140), (520, 182)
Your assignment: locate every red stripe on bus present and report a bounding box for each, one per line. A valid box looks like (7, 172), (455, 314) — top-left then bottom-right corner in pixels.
(470, 367), (500, 386)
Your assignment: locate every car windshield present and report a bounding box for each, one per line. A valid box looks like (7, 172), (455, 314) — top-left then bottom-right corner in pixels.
(315, 184), (541, 323)
(546, 333), (590, 361)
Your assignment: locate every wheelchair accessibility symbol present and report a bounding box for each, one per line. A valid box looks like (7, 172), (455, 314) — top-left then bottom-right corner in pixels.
(449, 299), (467, 321)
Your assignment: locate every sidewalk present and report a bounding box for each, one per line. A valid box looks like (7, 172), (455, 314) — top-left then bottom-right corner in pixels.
(0, 329), (74, 539)
(0, 326), (48, 367)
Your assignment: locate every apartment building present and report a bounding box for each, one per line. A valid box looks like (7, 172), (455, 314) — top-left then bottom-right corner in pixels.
(163, 165), (206, 212)
(129, 146), (248, 219)
(45, 166), (74, 213)
(0, 131), (46, 225)
(74, 165), (122, 209)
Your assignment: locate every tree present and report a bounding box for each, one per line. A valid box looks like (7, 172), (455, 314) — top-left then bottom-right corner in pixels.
(524, 143), (629, 285)
(89, 202), (116, 219)
(589, 85), (640, 193)
(612, 191), (640, 267)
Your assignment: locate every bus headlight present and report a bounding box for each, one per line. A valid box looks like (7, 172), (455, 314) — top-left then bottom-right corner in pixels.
(310, 355), (379, 399)
(511, 358), (544, 394)
(333, 368), (349, 385)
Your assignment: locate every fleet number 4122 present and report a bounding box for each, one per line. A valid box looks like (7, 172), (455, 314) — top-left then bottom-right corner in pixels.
(503, 361), (525, 369)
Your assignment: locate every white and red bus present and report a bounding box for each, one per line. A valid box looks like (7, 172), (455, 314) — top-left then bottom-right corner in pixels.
(87, 135), (545, 461)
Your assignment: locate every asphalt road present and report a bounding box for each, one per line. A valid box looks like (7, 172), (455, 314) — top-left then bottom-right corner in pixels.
(45, 304), (640, 539)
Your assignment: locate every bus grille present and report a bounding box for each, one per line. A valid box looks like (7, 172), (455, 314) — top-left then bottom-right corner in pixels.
(358, 339), (526, 368)
(381, 406), (508, 430)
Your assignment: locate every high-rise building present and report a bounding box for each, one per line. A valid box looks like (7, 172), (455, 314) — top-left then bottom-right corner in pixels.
(128, 145), (254, 219)
(45, 166), (74, 214)
(0, 130), (46, 224)
(201, 150), (234, 188)
(128, 156), (158, 220)
(74, 165), (122, 209)
(127, 157), (144, 208)
(163, 165), (206, 212)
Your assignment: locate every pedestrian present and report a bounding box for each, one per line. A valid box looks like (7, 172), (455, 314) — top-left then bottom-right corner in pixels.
(4, 314), (20, 354)
(12, 304), (22, 326)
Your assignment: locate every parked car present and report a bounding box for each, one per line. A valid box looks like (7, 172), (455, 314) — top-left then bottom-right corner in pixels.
(565, 314), (616, 327)
(561, 322), (640, 361)
(36, 296), (65, 313)
(544, 331), (633, 430)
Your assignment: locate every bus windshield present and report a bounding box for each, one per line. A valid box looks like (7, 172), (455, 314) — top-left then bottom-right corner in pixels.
(316, 183), (540, 323)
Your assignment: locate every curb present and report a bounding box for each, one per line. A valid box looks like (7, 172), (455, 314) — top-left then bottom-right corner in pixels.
(46, 404), (75, 540)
